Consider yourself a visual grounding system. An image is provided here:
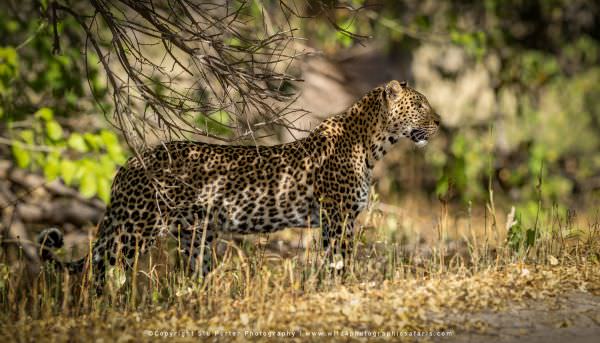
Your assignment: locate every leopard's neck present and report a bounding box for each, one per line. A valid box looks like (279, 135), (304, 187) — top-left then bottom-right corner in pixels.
(302, 87), (390, 169)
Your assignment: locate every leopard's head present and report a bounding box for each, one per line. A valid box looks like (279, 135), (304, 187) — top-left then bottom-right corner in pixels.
(382, 80), (440, 147)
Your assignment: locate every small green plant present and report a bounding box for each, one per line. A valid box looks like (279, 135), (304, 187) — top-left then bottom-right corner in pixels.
(506, 209), (538, 253)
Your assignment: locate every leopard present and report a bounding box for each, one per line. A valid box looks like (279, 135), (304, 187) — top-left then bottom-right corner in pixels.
(38, 80), (440, 289)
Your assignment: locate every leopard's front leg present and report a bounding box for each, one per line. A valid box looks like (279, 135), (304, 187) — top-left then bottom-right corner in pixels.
(319, 201), (357, 266)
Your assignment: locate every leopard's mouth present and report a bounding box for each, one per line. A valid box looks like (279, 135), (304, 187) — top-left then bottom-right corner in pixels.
(409, 129), (428, 147)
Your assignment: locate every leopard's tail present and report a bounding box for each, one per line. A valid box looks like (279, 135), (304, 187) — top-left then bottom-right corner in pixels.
(37, 228), (86, 274)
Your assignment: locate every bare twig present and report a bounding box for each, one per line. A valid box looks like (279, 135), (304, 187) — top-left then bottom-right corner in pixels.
(54, 0), (330, 153)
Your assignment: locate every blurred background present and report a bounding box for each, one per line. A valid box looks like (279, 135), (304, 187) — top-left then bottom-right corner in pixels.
(0, 0), (599, 262)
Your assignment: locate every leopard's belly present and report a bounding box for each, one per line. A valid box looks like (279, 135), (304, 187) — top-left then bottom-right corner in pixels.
(184, 167), (320, 233)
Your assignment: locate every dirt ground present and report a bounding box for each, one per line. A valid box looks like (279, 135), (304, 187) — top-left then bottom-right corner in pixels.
(437, 291), (600, 343)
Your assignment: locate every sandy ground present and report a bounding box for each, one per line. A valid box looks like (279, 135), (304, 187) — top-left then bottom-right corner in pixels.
(437, 291), (600, 343)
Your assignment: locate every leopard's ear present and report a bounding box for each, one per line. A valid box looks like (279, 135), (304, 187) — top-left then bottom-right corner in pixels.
(385, 80), (405, 102)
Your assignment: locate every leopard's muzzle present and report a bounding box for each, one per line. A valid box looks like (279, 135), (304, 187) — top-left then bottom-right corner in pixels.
(409, 128), (429, 147)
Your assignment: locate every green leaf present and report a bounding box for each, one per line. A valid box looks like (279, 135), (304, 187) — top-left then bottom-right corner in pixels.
(225, 37), (242, 47)
(107, 145), (126, 164)
(67, 133), (88, 152)
(43, 153), (60, 181)
(84, 132), (102, 150)
(99, 130), (126, 163)
(0, 46), (18, 72)
(11, 142), (30, 168)
(99, 130), (118, 145)
(46, 120), (63, 140)
(79, 171), (97, 198)
(196, 110), (232, 136)
(19, 130), (34, 144)
(99, 155), (116, 176)
(60, 159), (77, 185)
(34, 107), (53, 121)
(335, 17), (356, 48)
(97, 177), (111, 204)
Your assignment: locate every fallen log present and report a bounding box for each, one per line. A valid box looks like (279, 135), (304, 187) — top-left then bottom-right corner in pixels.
(16, 199), (102, 226)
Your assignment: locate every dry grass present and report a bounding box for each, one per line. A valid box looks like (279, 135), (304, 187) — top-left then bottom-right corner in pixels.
(0, 199), (599, 342)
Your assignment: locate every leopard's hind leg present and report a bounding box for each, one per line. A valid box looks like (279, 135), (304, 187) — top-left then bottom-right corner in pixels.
(89, 200), (162, 292)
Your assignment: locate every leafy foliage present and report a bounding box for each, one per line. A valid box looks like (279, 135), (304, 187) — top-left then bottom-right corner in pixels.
(0, 5), (125, 203)
(8, 107), (125, 203)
